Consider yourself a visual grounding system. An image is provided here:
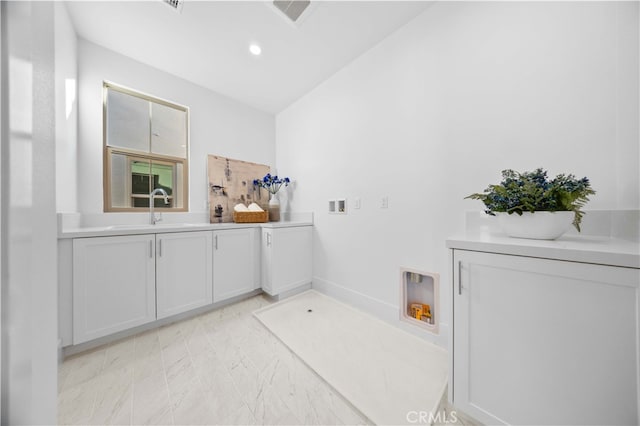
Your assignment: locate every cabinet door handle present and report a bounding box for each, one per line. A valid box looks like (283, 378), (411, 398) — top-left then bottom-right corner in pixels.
(149, 240), (153, 258)
(159, 240), (162, 257)
(266, 233), (271, 247)
(214, 235), (218, 250)
(458, 260), (462, 295)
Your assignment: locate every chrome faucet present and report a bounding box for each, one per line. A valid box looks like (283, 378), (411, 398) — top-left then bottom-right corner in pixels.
(149, 188), (169, 225)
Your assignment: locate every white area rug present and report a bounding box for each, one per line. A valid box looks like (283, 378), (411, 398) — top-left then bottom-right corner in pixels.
(253, 290), (448, 425)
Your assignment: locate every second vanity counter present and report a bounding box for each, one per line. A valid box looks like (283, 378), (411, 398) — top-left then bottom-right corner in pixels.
(446, 232), (639, 269)
(59, 219), (313, 239)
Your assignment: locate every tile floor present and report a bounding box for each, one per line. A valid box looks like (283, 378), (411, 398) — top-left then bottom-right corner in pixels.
(58, 294), (369, 425)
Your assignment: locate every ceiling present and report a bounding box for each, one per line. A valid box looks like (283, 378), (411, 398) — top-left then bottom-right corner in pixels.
(65, 1), (432, 114)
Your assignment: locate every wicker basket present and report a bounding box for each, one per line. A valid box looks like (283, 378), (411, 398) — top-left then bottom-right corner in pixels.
(233, 210), (269, 223)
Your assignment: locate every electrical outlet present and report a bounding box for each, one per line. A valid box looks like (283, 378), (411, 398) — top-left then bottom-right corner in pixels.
(354, 198), (361, 209)
(338, 199), (346, 213)
(329, 198), (347, 214)
(381, 196), (389, 209)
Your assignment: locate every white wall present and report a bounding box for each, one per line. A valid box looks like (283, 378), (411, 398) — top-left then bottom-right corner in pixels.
(77, 39), (275, 214)
(55, 3), (78, 212)
(276, 2), (639, 345)
(1, 1), (58, 423)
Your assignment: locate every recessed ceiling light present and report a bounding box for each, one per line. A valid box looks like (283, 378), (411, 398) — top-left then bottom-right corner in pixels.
(249, 44), (262, 56)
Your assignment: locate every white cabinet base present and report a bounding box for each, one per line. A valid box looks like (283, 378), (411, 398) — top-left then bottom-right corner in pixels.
(262, 226), (312, 297)
(451, 249), (639, 425)
(73, 235), (156, 344)
(267, 282), (312, 301)
(156, 231), (213, 320)
(213, 228), (259, 303)
(61, 223), (312, 348)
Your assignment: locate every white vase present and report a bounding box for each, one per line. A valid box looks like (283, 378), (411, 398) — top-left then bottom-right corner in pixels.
(268, 195), (280, 222)
(496, 211), (574, 240)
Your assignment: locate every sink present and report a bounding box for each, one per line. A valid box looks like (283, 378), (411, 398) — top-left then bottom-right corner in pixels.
(107, 223), (200, 230)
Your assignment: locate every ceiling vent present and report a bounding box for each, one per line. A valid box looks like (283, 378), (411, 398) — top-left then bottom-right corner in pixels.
(273, 0), (311, 23)
(162, 0), (184, 13)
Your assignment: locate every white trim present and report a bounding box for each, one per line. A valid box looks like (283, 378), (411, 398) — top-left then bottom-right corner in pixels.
(0, 3), (4, 421)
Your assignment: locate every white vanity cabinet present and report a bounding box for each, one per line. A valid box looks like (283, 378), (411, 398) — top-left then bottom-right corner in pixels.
(450, 248), (640, 425)
(61, 220), (313, 348)
(156, 231), (213, 319)
(73, 234), (156, 344)
(213, 228), (260, 302)
(262, 225), (312, 296)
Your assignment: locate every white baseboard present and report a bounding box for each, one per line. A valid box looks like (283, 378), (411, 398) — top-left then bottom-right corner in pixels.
(312, 276), (448, 348)
(63, 290), (263, 357)
(270, 283), (312, 301)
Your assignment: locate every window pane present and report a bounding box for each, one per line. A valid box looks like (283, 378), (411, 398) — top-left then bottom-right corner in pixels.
(107, 89), (149, 152)
(151, 102), (187, 158)
(108, 152), (183, 210)
(111, 153), (149, 208)
(130, 159), (153, 208)
(131, 160), (152, 194)
(151, 161), (175, 208)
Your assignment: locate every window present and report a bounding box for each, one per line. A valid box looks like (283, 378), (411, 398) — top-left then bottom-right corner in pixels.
(103, 82), (189, 212)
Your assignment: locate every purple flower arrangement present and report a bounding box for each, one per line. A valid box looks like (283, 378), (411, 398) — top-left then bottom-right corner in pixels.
(253, 173), (290, 195)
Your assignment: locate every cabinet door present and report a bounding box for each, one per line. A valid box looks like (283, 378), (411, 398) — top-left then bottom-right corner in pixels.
(452, 250), (639, 425)
(73, 235), (156, 344)
(263, 226), (312, 296)
(156, 231), (212, 319)
(213, 228), (259, 302)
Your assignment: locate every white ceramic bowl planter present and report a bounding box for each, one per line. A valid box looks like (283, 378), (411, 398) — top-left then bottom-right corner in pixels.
(497, 211), (574, 240)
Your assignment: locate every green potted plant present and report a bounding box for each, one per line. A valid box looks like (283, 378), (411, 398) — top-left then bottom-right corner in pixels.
(466, 168), (595, 239)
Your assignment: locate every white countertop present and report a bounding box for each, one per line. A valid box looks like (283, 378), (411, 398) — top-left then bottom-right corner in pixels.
(447, 233), (640, 269)
(59, 220), (313, 239)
